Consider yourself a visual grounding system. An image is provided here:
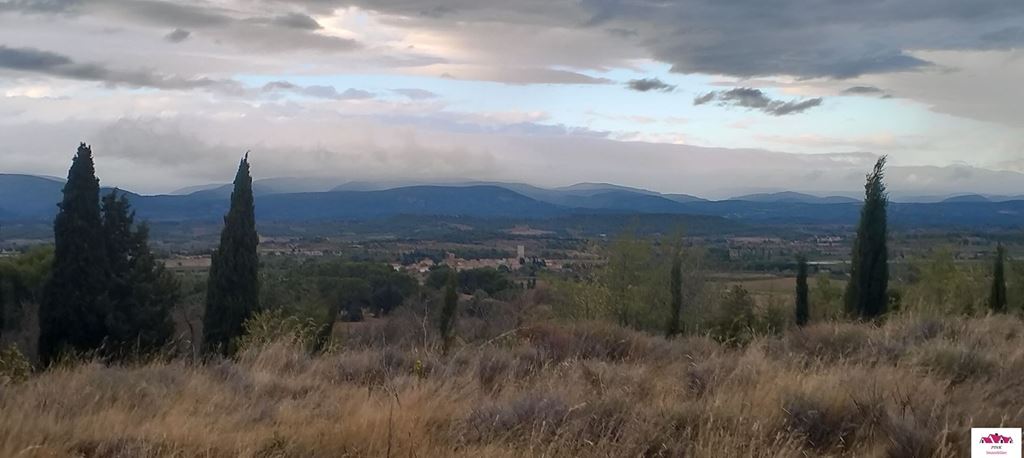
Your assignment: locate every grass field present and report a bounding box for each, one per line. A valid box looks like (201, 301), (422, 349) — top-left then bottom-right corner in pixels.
(2, 313), (1021, 457)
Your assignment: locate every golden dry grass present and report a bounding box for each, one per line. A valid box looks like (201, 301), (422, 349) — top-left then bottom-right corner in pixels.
(2, 315), (1023, 457)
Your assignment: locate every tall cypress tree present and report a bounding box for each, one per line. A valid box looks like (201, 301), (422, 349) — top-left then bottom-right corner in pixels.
(439, 271), (458, 355)
(39, 143), (109, 364)
(203, 154), (259, 355)
(666, 252), (683, 337)
(845, 156), (889, 319)
(102, 191), (178, 356)
(795, 255), (809, 327)
(989, 244), (1008, 313)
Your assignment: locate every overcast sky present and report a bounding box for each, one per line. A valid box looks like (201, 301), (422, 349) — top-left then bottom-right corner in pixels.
(0, 0), (1022, 197)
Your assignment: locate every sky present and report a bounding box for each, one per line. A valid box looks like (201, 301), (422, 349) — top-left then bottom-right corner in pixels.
(0, 0), (1022, 198)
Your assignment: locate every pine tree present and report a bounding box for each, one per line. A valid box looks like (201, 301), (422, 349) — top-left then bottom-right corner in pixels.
(989, 244), (1008, 313)
(795, 255), (809, 327)
(203, 154), (260, 355)
(102, 191), (178, 357)
(845, 156), (889, 319)
(39, 143), (110, 364)
(439, 271), (458, 355)
(666, 252), (683, 337)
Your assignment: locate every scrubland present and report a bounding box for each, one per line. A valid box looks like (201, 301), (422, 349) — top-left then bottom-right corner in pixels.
(2, 312), (1022, 457)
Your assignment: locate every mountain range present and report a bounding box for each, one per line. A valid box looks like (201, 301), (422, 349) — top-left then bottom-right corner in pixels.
(2, 174), (1022, 229)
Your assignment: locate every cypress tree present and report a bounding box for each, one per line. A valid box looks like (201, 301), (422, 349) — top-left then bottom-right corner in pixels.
(989, 244), (1008, 313)
(102, 191), (178, 356)
(795, 255), (809, 327)
(439, 271), (458, 355)
(666, 252), (683, 337)
(203, 154), (260, 355)
(845, 156), (889, 319)
(39, 143), (110, 364)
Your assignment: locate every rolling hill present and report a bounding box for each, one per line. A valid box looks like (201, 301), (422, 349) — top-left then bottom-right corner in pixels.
(1, 174), (1022, 229)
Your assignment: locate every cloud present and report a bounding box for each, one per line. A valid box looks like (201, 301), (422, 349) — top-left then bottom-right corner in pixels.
(842, 86), (884, 95)
(393, 88), (438, 100)
(330, 0), (1024, 79)
(0, 45), (241, 91)
(261, 81), (374, 100)
(694, 87), (823, 116)
(252, 12), (322, 30)
(163, 28), (191, 43)
(840, 85), (894, 98)
(0, 0), (80, 14)
(13, 0), (361, 54)
(626, 78), (675, 92)
(410, 64), (613, 85)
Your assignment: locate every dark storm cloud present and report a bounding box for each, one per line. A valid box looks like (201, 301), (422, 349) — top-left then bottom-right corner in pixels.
(312, 0), (1024, 79)
(110, 0), (232, 28)
(262, 80), (375, 100)
(626, 77), (675, 92)
(164, 28), (191, 43)
(694, 88), (823, 116)
(0, 45), (241, 91)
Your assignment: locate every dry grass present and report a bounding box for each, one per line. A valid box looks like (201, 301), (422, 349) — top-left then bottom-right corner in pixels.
(2, 315), (1023, 457)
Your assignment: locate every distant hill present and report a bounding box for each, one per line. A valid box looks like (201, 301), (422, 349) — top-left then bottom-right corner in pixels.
(0, 174), (64, 219)
(941, 194), (991, 203)
(2, 174), (1022, 229)
(555, 182), (660, 196)
(169, 183), (225, 195)
(733, 191), (858, 204)
(664, 193), (708, 203)
(255, 186), (566, 220)
(560, 191), (691, 213)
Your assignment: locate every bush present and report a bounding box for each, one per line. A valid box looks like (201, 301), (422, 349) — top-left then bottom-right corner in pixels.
(782, 323), (870, 363)
(236, 309), (321, 354)
(466, 393), (570, 441)
(708, 286), (758, 346)
(0, 345), (31, 384)
(917, 344), (994, 384)
(518, 321), (650, 362)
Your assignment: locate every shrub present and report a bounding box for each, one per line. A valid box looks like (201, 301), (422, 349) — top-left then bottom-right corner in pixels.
(782, 389), (883, 452)
(0, 345), (31, 384)
(466, 393), (570, 442)
(782, 323), (870, 363)
(518, 321), (649, 362)
(236, 309), (320, 354)
(708, 286), (758, 346)
(917, 344), (994, 384)
(477, 350), (512, 392)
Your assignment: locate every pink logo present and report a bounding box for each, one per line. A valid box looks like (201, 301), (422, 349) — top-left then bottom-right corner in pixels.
(981, 433), (1014, 444)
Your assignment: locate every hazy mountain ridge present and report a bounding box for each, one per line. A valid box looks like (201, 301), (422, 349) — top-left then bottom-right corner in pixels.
(1, 174), (1022, 228)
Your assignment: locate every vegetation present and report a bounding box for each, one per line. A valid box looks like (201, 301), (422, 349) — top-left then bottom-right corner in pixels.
(439, 271), (459, 355)
(666, 250), (683, 337)
(38, 144), (110, 364)
(0, 246), (51, 339)
(845, 156), (889, 319)
(990, 244), (1007, 313)
(795, 255), (809, 326)
(1, 315), (1019, 457)
(101, 191), (179, 356)
(203, 155), (260, 356)
(427, 266), (514, 296)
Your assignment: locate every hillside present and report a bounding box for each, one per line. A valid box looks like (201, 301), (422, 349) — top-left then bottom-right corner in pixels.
(1, 175), (1022, 229)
